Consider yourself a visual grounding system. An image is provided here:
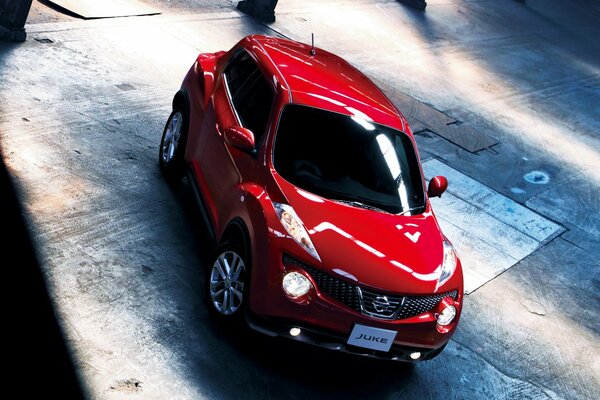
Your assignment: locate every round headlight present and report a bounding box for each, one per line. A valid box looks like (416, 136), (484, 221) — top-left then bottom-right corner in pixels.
(282, 271), (312, 298)
(437, 305), (456, 326)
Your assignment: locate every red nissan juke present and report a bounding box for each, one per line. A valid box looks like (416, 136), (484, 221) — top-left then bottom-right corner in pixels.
(159, 35), (463, 361)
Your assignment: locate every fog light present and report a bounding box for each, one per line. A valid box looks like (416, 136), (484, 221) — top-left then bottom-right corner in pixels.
(282, 271), (312, 298)
(437, 305), (457, 326)
(410, 352), (421, 360)
(290, 327), (301, 337)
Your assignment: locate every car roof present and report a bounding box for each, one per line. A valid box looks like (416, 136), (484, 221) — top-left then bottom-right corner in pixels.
(249, 35), (408, 132)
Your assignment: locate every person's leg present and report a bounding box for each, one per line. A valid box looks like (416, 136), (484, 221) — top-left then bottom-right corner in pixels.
(0, 0), (33, 42)
(237, 0), (279, 23)
(398, 0), (427, 11)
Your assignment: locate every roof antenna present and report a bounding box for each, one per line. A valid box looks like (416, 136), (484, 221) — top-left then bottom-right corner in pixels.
(310, 33), (316, 56)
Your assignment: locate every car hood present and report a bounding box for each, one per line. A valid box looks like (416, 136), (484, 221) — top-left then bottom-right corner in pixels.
(276, 177), (445, 294)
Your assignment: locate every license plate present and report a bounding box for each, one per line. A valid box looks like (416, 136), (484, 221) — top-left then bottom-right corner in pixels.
(347, 324), (397, 352)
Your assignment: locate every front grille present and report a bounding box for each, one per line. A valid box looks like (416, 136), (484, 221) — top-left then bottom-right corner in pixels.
(398, 290), (458, 319)
(282, 254), (458, 320)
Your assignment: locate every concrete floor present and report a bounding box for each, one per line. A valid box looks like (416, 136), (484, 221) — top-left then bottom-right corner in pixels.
(1, 0), (599, 398)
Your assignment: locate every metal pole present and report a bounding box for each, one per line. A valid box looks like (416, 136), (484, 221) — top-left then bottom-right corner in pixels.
(0, 0), (33, 42)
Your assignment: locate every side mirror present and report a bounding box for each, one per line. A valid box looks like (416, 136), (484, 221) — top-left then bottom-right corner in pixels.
(428, 176), (448, 198)
(224, 126), (256, 155)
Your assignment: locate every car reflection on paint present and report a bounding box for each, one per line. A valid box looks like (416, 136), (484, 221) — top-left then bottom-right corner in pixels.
(159, 34), (463, 361)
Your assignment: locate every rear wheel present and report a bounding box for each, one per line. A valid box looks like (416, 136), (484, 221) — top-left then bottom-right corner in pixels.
(207, 242), (249, 321)
(159, 107), (188, 182)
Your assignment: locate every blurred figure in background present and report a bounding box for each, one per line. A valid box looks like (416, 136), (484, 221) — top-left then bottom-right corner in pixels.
(398, 0), (427, 11)
(237, 0), (279, 23)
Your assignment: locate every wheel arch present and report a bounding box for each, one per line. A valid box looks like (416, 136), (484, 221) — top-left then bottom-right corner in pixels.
(172, 89), (190, 114)
(220, 217), (252, 267)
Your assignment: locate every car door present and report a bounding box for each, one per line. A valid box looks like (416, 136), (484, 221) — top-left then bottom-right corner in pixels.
(200, 50), (275, 235)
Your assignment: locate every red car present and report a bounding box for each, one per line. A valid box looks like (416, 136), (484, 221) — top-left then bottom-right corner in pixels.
(159, 35), (463, 361)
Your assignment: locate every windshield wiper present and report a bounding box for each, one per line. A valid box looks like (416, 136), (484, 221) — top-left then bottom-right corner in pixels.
(332, 199), (389, 214)
(398, 205), (426, 216)
(324, 189), (397, 208)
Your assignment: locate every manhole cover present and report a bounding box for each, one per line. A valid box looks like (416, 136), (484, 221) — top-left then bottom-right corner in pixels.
(523, 170), (550, 185)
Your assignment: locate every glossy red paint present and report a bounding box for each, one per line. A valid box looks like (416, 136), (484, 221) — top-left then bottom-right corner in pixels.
(223, 126), (256, 153)
(167, 34), (463, 361)
(428, 176), (448, 198)
(257, 37), (406, 131)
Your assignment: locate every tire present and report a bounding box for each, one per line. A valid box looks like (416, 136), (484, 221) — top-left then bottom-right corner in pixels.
(159, 107), (188, 183)
(206, 241), (249, 322)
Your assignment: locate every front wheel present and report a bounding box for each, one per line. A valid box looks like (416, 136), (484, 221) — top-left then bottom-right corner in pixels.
(207, 242), (248, 320)
(159, 107), (188, 182)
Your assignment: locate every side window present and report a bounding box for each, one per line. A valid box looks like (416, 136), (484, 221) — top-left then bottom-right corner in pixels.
(224, 52), (274, 146)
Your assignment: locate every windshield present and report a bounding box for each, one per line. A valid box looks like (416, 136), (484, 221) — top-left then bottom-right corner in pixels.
(273, 105), (425, 214)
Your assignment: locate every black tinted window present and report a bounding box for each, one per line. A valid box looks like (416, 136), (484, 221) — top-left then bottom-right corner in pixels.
(274, 105), (425, 214)
(225, 52), (274, 145)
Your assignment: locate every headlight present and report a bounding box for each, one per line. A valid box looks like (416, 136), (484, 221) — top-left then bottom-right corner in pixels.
(273, 202), (321, 262)
(437, 304), (456, 326)
(282, 271), (313, 299)
(436, 239), (457, 289)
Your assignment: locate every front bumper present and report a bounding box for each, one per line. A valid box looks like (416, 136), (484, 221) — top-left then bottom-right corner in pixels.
(245, 311), (447, 361)
(246, 224), (463, 360)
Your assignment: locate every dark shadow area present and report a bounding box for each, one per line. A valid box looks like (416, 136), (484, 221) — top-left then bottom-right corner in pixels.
(170, 177), (217, 256)
(1, 149), (85, 398)
(224, 326), (415, 396)
(237, 13), (281, 37)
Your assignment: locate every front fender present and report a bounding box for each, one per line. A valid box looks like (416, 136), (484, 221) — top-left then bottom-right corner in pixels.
(229, 182), (273, 313)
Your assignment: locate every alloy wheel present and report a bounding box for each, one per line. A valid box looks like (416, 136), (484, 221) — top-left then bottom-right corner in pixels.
(161, 111), (183, 164)
(210, 250), (246, 315)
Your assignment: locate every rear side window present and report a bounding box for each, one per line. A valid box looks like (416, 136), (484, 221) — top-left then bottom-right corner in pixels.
(224, 52), (274, 145)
